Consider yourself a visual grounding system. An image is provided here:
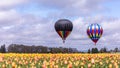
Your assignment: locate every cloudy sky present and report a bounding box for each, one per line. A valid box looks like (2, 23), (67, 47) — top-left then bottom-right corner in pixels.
(0, 0), (120, 51)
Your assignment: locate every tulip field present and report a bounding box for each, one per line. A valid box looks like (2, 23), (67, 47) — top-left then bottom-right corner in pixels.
(0, 53), (120, 68)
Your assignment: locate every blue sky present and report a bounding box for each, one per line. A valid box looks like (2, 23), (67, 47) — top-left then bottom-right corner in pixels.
(103, 0), (120, 17)
(0, 0), (120, 51)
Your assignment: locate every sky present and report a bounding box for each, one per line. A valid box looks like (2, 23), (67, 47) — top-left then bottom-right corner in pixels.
(0, 0), (120, 51)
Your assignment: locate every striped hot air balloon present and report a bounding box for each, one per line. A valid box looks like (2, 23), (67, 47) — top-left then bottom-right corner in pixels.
(55, 19), (73, 43)
(87, 24), (103, 45)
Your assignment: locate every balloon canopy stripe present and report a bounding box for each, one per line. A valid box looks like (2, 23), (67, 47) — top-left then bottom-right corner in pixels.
(57, 31), (71, 40)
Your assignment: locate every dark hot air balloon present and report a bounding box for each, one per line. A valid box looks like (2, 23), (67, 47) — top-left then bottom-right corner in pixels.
(55, 19), (73, 43)
(87, 24), (103, 45)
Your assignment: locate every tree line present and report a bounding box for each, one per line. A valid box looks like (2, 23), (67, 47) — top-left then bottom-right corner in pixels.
(0, 44), (119, 53)
(88, 47), (120, 53)
(1, 44), (78, 53)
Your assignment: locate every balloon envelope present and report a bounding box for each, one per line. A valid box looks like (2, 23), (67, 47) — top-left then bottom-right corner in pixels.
(87, 24), (103, 45)
(55, 19), (73, 43)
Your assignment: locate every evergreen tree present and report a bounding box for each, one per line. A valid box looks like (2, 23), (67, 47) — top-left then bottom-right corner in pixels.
(88, 49), (91, 53)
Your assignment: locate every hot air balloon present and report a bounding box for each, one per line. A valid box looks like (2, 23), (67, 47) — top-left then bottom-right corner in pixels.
(55, 19), (73, 43)
(87, 24), (103, 45)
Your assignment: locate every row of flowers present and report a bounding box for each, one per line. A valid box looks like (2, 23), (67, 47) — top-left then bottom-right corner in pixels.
(0, 53), (119, 68)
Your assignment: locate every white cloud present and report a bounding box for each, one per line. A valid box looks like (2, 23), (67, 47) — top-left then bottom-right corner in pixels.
(0, 0), (28, 10)
(0, 10), (22, 25)
(0, 11), (119, 50)
(33, 0), (112, 16)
